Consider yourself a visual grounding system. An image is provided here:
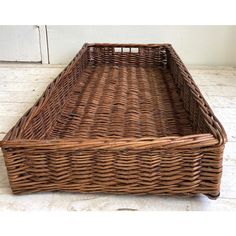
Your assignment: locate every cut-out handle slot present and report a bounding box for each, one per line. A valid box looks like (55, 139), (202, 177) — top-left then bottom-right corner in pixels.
(123, 48), (130, 53)
(131, 48), (139, 53)
(114, 47), (122, 52)
(114, 47), (139, 53)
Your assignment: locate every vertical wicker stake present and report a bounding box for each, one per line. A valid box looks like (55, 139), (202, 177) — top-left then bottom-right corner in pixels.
(160, 47), (168, 69)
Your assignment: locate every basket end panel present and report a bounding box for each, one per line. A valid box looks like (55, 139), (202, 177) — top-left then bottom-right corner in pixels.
(2, 144), (223, 198)
(87, 44), (168, 69)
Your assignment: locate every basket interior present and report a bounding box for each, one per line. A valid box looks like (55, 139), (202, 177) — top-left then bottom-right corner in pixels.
(19, 45), (208, 140)
(49, 64), (193, 139)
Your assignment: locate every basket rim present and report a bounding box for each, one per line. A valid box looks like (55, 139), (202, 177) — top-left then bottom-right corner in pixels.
(1, 133), (220, 150)
(86, 43), (172, 48)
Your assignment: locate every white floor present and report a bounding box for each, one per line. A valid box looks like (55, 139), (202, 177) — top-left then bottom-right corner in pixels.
(0, 64), (236, 211)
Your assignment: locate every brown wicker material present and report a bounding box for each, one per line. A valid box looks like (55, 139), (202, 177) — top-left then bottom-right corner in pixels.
(0, 43), (227, 199)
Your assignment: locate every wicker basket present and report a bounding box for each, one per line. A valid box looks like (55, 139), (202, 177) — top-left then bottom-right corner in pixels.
(0, 43), (227, 198)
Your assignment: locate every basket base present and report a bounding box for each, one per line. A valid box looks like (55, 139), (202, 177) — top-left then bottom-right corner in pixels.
(49, 64), (194, 139)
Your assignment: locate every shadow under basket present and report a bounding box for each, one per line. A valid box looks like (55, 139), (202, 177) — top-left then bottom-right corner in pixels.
(0, 43), (227, 199)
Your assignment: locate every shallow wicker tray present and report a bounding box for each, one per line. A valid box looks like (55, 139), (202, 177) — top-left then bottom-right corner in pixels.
(0, 43), (227, 198)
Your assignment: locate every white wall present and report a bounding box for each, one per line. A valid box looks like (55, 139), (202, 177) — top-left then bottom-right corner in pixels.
(47, 26), (236, 66)
(0, 25), (42, 62)
(0, 25), (236, 66)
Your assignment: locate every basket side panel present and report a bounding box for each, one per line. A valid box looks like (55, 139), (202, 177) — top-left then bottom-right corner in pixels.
(2, 146), (223, 197)
(166, 45), (227, 145)
(4, 44), (89, 141)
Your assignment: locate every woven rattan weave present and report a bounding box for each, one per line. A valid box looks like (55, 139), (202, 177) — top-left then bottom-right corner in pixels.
(0, 43), (227, 198)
